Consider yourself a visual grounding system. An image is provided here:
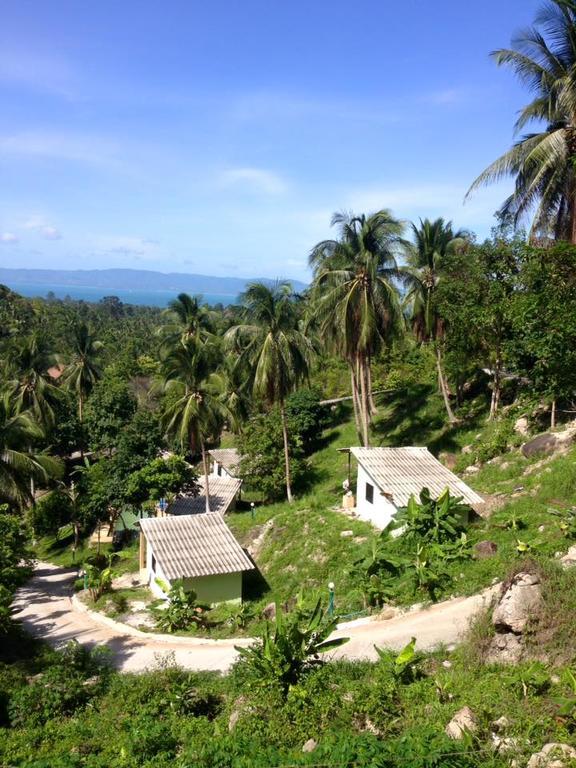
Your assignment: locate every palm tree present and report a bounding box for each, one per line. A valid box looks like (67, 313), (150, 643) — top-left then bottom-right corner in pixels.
(0, 394), (61, 509)
(7, 333), (61, 431)
(159, 293), (215, 350)
(225, 282), (314, 503)
(309, 210), (405, 446)
(467, 0), (576, 241)
(161, 337), (227, 513)
(404, 218), (468, 424)
(63, 323), (103, 425)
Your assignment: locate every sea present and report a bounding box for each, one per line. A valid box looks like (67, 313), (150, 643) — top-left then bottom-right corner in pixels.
(4, 282), (239, 308)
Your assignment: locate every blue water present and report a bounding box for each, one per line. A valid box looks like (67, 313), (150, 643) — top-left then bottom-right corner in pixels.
(4, 282), (239, 308)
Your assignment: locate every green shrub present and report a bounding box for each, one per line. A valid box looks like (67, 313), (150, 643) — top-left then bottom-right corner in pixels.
(155, 581), (211, 632)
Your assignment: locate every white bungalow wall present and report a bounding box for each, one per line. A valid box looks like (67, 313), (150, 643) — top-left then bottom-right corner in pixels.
(145, 542), (170, 598)
(355, 464), (399, 529)
(211, 461), (235, 480)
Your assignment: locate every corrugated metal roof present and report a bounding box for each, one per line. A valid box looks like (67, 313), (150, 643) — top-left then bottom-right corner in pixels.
(140, 513), (254, 580)
(350, 447), (485, 511)
(168, 475), (242, 516)
(208, 448), (242, 475)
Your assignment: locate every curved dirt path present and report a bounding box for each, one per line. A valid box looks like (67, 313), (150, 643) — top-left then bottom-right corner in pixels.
(13, 562), (499, 672)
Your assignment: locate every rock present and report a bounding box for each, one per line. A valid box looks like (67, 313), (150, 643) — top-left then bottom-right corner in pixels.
(492, 716), (510, 732)
(474, 540), (498, 559)
(464, 465), (480, 475)
(522, 433), (558, 459)
(527, 743), (576, 768)
(492, 735), (519, 754)
(445, 706), (477, 739)
(560, 545), (576, 568)
(462, 444), (473, 455)
(378, 607), (396, 620)
(340, 530), (354, 538)
(486, 632), (524, 665)
(514, 416), (530, 437)
(492, 572), (542, 633)
(302, 739), (318, 753)
(228, 696), (248, 732)
(262, 602), (276, 620)
(442, 660), (452, 668)
(538, 525), (546, 533)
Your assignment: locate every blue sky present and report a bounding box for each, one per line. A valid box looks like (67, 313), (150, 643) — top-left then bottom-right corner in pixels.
(0, 0), (541, 282)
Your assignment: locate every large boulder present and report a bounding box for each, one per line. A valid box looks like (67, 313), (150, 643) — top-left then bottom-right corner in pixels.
(485, 632), (524, 665)
(474, 540), (498, 559)
(514, 416), (530, 437)
(445, 706), (477, 739)
(527, 743), (576, 768)
(492, 572), (542, 633)
(522, 433), (557, 459)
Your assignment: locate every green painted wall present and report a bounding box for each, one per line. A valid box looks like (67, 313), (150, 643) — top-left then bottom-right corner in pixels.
(182, 572), (243, 605)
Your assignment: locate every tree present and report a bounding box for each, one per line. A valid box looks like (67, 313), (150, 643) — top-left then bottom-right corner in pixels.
(159, 292), (215, 350)
(0, 508), (32, 633)
(83, 376), (137, 453)
(404, 218), (468, 424)
(124, 456), (199, 507)
(467, 0), (576, 241)
(225, 282), (314, 502)
(6, 333), (61, 431)
(0, 394), (61, 510)
(63, 323), (104, 426)
(161, 337), (227, 512)
(309, 211), (404, 446)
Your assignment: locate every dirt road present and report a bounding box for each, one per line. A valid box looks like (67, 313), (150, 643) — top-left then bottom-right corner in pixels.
(13, 562), (498, 672)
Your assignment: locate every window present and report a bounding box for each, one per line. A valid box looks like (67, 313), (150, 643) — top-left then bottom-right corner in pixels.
(217, 464), (222, 477)
(151, 554), (156, 573)
(365, 483), (374, 504)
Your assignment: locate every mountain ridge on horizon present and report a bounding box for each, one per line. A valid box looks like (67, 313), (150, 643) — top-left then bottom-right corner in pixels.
(0, 267), (308, 295)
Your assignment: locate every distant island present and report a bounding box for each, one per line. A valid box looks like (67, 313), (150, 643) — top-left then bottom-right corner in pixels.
(0, 268), (308, 307)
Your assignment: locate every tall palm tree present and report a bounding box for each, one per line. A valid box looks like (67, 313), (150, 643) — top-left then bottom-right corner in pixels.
(225, 282), (314, 503)
(159, 293), (215, 350)
(7, 333), (61, 431)
(0, 394), (61, 510)
(404, 218), (468, 424)
(63, 323), (104, 425)
(161, 337), (227, 513)
(309, 210), (405, 446)
(467, 0), (576, 241)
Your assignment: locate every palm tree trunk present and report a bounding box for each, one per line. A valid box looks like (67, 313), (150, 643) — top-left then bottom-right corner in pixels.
(551, 399), (557, 429)
(201, 439), (211, 513)
(488, 356), (502, 421)
(350, 365), (363, 444)
(78, 390), (84, 459)
(367, 360), (377, 416)
(358, 356), (370, 447)
(435, 345), (457, 425)
(279, 402), (293, 503)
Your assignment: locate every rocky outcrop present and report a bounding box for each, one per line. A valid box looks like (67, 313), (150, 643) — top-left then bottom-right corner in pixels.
(486, 571), (542, 664)
(527, 743), (576, 768)
(514, 416), (530, 437)
(522, 433), (558, 458)
(474, 540), (498, 559)
(445, 706), (477, 739)
(302, 739), (318, 753)
(492, 572), (542, 633)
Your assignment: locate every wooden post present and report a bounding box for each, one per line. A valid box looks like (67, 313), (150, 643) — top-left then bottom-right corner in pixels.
(139, 532), (146, 572)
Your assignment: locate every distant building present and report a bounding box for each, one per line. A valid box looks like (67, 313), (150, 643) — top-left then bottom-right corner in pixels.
(347, 446), (485, 529)
(166, 474), (242, 516)
(209, 448), (242, 480)
(139, 513), (254, 603)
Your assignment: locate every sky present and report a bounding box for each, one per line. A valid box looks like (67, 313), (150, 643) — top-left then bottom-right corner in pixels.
(0, 0), (543, 282)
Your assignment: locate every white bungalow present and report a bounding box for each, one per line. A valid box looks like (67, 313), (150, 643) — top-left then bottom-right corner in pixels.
(139, 513), (254, 603)
(209, 448), (242, 480)
(347, 446), (485, 529)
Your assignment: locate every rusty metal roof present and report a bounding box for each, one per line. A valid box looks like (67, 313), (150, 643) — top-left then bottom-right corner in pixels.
(349, 446), (485, 511)
(208, 448), (242, 475)
(140, 513), (254, 580)
(168, 475), (242, 516)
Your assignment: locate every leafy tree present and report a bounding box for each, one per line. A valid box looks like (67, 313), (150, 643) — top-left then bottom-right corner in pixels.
(29, 490), (73, 538)
(83, 375), (137, 453)
(0, 509), (32, 632)
(238, 410), (307, 502)
(226, 282), (314, 502)
(309, 210), (404, 445)
(468, 0), (576, 241)
(124, 456), (199, 507)
(6, 333), (61, 431)
(404, 218), (468, 423)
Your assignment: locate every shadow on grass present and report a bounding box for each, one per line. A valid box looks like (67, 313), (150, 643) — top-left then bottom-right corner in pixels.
(372, 384), (439, 447)
(242, 564), (270, 602)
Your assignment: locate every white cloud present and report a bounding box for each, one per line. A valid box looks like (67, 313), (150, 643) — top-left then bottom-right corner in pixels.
(0, 132), (118, 165)
(0, 232), (18, 244)
(218, 167), (288, 195)
(92, 235), (160, 259)
(24, 217), (62, 240)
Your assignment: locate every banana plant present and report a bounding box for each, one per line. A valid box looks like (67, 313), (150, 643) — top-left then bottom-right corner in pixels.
(235, 596), (348, 694)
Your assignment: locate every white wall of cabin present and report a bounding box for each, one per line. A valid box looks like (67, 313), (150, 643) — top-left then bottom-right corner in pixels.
(355, 464), (398, 529)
